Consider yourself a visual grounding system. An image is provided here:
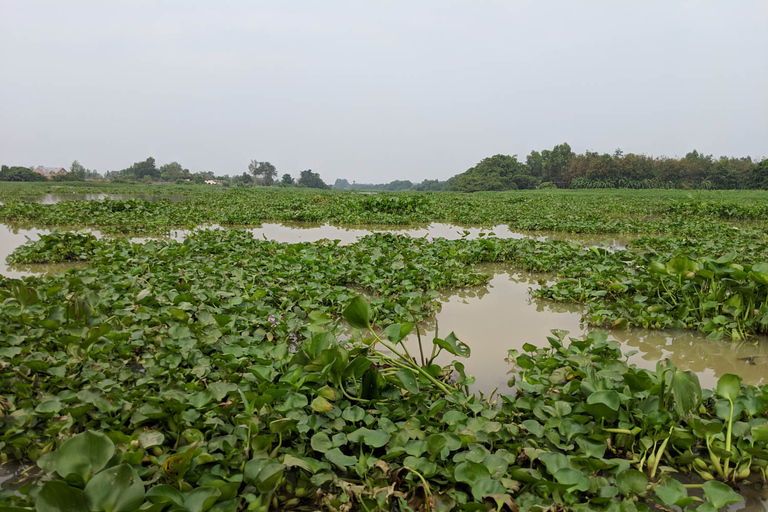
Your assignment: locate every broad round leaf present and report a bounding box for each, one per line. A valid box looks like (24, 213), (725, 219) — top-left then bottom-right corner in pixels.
(654, 478), (690, 507)
(616, 469), (648, 496)
(146, 485), (185, 507)
(585, 390), (621, 421)
(138, 431), (165, 449)
(470, 476), (506, 501)
(325, 448), (358, 467)
(84, 464), (145, 512)
(54, 431), (115, 483)
(395, 368), (420, 394)
(183, 486), (222, 512)
(343, 296), (372, 330)
(454, 461), (490, 486)
(384, 323), (414, 344)
(310, 433), (333, 453)
(554, 468), (590, 492)
(35, 481), (88, 512)
(716, 374), (742, 402)
(702, 480), (743, 509)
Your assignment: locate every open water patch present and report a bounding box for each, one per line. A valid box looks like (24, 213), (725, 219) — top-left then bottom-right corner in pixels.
(0, 193), (189, 205)
(404, 265), (768, 395)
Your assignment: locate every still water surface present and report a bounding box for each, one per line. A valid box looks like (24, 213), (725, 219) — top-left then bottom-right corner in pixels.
(0, 193), (189, 205)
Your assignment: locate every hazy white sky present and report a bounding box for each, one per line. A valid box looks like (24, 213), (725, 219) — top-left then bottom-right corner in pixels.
(1, 1), (766, 182)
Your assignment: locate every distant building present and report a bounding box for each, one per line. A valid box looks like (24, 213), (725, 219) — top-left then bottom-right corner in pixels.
(33, 166), (68, 179)
(204, 180), (222, 185)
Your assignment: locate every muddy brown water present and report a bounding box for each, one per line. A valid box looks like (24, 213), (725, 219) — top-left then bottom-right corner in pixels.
(1, 221), (767, 508)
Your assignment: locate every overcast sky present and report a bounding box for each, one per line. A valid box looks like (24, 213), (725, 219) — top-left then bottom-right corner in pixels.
(1, 1), (766, 182)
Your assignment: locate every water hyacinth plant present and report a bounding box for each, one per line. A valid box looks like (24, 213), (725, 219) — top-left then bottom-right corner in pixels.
(1, 185), (768, 510)
(0, 227), (767, 511)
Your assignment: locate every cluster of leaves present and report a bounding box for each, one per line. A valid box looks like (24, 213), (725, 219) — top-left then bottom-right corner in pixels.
(2, 275), (766, 511)
(534, 249), (768, 340)
(3, 185), (768, 236)
(7, 230), (99, 264)
(361, 195), (432, 215)
(0, 198), (206, 235)
(7, 225), (768, 341)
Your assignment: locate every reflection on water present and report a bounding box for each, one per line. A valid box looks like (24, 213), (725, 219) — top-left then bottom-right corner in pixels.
(0, 193), (189, 205)
(0, 460), (38, 490)
(403, 270), (588, 394)
(242, 222), (631, 248)
(615, 328), (768, 389)
(245, 222), (532, 245)
(0, 225), (53, 278)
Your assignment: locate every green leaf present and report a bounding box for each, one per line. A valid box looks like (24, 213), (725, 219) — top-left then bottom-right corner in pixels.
(269, 418), (297, 433)
(243, 460), (284, 493)
(538, 452), (570, 475)
(470, 476), (506, 501)
(654, 478), (690, 507)
(84, 464), (145, 512)
(454, 461), (490, 486)
(585, 390), (621, 421)
(426, 434), (447, 456)
(702, 480), (743, 509)
(35, 399), (62, 414)
(433, 332), (470, 358)
(716, 374), (742, 402)
(671, 370), (702, 415)
(554, 468), (590, 492)
(54, 431), (115, 483)
(666, 255), (699, 275)
(184, 486), (222, 512)
(751, 424), (768, 443)
(384, 323), (414, 344)
(36, 480), (88, 512)
(281, 454), (314, 474)
(616, 469), (648, 496)
(311, 396), (334, 413)
(343, 296), (372, 330)
(138, 431), (165, 449)
(310, 433), (333, 453)
(145, 485), (185, 507)
(325, 448), (357, 467)
(189, 389), (215, 409)
(348, 427), (390, 448)
(395, 368), (419, 394)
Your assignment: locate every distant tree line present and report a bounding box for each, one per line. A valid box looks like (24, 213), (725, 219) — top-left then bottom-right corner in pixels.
(99, 157), (332, 189)
(330, 145), (767, 192)
(444, 144), (768, 192)
(0, 161), (100, 182)
(5, 148), (766, 190)
(332, 178), (447, 191)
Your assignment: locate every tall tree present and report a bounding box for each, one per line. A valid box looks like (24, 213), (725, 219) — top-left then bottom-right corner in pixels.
(297, 169), (329, 189)
(447, 154), (529, 192)
(333, 178), (350, 189)
(248, 160), (277, 186)
(70, 160), (86, 180)
(159, 161), (189, 182)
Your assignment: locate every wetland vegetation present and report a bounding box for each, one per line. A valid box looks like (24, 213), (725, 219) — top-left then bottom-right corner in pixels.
(1, 183), (768, 511)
